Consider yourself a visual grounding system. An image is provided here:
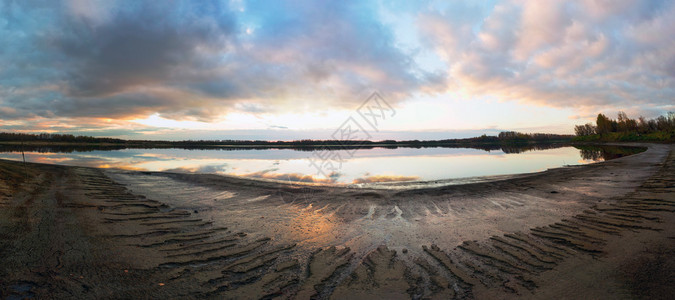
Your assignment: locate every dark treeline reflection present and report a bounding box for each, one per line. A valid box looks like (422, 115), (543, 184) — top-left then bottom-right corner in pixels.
(499, 143), (568, 154)
(575, 145), (646, 161)
(0, 143), (572, 154)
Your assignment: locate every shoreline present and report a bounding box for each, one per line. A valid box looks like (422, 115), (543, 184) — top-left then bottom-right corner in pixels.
(1, 143), (673, 299)
(0, 143), (648, 190)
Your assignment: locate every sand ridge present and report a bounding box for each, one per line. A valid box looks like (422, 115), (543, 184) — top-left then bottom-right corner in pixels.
(0, 143), (673, 299)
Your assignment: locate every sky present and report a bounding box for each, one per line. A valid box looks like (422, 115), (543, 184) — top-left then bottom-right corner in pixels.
(0, 0), (673, 141)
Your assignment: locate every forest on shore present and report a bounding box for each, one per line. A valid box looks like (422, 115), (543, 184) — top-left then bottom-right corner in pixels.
(574, 112), (675, 142)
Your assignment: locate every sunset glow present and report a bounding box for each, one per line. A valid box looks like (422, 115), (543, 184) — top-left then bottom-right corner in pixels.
(1, 1), (673, 140)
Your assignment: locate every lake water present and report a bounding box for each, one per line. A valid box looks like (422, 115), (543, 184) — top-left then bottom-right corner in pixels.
(0, 145), (642, 186)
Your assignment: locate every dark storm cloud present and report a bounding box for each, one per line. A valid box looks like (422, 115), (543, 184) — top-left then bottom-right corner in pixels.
(0, 0), (237, 120)
(0, 0), (434, 122)
(56, 2), (237, 97)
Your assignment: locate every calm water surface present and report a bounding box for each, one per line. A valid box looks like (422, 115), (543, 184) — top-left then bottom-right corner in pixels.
(0, 145), (639, 185)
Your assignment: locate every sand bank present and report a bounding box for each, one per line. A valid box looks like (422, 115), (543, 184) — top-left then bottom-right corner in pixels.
(1, 143), (673, 299)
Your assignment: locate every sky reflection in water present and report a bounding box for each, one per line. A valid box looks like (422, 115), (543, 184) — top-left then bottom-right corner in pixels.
(0, 147), (603, 184)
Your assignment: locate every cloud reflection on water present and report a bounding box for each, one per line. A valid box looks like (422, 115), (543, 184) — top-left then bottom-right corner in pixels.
(0, 146), (617, 184)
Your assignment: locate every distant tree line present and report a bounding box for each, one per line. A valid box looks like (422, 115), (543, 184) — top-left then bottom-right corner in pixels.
(497, 131), (573, 141)
(575, 112), (675, 137)
(0, 131), (572, 147)
(0, 132), (125, 143)
(0, 141), (569, 155)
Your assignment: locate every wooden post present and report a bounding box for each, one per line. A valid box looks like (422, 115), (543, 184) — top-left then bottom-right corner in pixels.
(20, 137), (28, 179)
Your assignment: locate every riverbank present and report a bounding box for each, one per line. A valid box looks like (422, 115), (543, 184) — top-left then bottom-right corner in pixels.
(1, 143), (673, 299)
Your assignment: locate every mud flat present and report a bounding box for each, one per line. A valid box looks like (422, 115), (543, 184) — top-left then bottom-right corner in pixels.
(1, 143), (673, 299)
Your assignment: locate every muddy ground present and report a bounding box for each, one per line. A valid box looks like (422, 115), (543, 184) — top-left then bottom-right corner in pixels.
(1, 144), (673, 299)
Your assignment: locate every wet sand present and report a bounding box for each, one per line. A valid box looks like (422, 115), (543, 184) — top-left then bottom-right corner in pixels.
(1, 143), (673, 299)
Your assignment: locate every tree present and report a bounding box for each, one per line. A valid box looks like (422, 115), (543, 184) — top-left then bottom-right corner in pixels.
(617, 111), (637, 132)
(656, 116), (669, 131)
(575, 123), (596, 136)
(637, 116), (649, 134)
(596, 113), (613, 135)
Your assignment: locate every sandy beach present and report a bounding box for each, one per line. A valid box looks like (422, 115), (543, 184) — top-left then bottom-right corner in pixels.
(1, 143), (673, 299)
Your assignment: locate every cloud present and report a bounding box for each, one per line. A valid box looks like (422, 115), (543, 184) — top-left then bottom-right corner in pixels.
(0, 0), (437, 124)
(0, 0), (673, 134)
(420, 0), (675, 115)
(56, 2), (236, 98)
